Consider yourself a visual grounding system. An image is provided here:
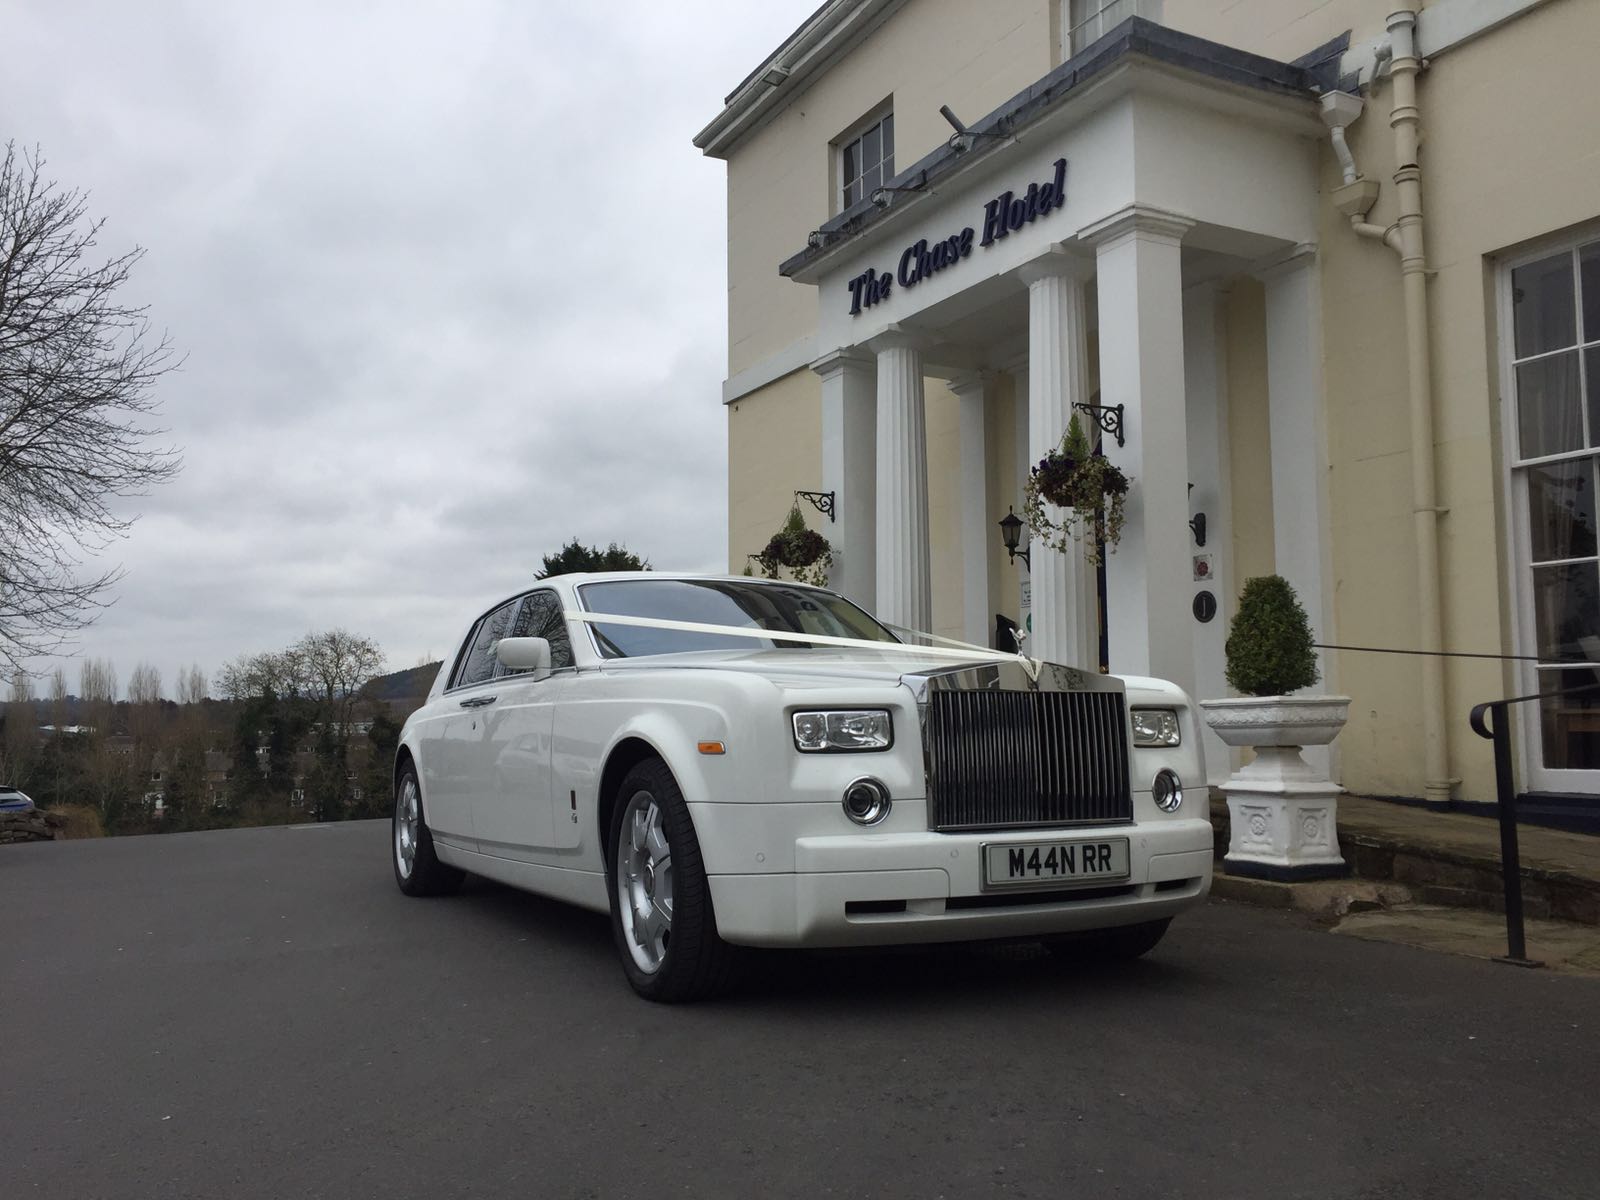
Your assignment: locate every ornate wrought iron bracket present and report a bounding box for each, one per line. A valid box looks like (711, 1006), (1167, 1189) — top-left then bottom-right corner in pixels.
(795, 490), (836, 523)
(1072, 402), (1125, 449)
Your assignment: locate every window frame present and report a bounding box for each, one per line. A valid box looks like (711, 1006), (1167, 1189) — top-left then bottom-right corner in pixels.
(1062, 0), (1160, 60)
(834, 104), (894, 214)
(446, 598), (520, 692)
(1496, 227), (1600, 794)
(445, 589), (578, 692)
(506, 588), (577, 676)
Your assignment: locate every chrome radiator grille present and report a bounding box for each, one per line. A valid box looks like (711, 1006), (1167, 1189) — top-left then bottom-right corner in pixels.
(924, 688), (1132, 831)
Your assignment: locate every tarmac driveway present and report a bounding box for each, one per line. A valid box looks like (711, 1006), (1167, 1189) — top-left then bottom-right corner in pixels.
(4, 821), (1597, 1199)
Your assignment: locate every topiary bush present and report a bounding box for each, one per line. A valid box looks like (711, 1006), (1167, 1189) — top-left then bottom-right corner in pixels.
(1224, 575), (1320, 697)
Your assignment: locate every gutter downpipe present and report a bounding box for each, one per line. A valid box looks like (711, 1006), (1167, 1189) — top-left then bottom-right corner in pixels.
(1320, 9), (1457, 807)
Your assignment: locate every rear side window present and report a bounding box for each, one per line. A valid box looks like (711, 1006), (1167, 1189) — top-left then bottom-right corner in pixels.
(508, 590), (574, 671)
(452, 600), (518, 689)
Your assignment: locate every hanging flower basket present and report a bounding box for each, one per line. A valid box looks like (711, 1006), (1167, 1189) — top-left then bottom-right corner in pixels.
(753, 504), (834, 587)
(1021, 414), (1130, 567)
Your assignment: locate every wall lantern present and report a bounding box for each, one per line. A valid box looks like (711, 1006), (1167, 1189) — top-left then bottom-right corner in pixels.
(998, 507), (1031, 570)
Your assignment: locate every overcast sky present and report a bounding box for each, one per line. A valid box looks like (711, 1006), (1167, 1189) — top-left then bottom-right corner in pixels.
(7, 0), (816, 695)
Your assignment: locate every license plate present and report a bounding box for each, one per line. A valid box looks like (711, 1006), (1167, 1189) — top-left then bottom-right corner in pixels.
(983, 838), (1131, 889)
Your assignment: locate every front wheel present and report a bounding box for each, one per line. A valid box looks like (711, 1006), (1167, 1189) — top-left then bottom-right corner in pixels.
(607, 759), (735, 1002)
(393, 763), (464, 897)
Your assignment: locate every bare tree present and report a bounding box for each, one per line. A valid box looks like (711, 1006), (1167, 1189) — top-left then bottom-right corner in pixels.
(127, 660), (162, 748)
(218, 649), (308, 702)
(175, 663), (207, 705)
(0, 142), (182, 673)
(2, 671), (38, 783)
(295, 629), (385, 735)
(127, 661), (161, 705)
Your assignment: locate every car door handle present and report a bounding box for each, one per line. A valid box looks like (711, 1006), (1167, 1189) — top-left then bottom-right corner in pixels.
(459, 695), (497, 709)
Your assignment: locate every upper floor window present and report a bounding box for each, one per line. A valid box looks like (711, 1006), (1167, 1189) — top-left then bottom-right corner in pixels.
(838, 110), (893, 212)
(1065, 0), (1157, 58)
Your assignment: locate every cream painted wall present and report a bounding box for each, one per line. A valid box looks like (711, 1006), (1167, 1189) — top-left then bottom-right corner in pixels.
(987, 374), (1023, 640)
(725, 0), (1056, 375)
(726, 370), (824, 574)
(1162, 0), (1391, 61)
(716, 0), (1600, 803)
(925, 379), (964, 640)
(1328, 0), (1600, 801)
(1223, 281), (1275, 591)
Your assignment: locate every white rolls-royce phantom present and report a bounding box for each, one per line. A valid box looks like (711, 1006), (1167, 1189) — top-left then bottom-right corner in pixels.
(392, 573), (1213, 1001)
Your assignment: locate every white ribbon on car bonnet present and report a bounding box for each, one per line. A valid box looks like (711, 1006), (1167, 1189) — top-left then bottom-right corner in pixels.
(563, 610), (1044, 681)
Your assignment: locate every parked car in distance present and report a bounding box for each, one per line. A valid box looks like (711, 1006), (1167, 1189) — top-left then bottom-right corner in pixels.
(0, 785), (37, 813)
(392, 573), (1212, 1001)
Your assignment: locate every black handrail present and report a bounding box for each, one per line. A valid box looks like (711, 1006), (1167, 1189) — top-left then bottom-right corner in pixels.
(1468, 679), (1600, 967)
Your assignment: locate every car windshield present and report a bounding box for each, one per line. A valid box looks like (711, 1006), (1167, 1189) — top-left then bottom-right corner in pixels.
(577, 578), (899, 658)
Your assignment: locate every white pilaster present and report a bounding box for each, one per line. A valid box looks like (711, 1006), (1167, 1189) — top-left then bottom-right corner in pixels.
(949, 372), (994, 647)
(1258, 244), (1335, 779)
(1182, 282), (1235, 783)
(812, 350), (876, 611)
(1086, 205), (1196, 694)
(1017, 253), (1098, 669)
(1009, 363), (1031, 645)
(869, 329), (932, 633)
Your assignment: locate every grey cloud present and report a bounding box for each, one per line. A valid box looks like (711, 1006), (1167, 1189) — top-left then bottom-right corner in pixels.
(7, 0), (813, 690)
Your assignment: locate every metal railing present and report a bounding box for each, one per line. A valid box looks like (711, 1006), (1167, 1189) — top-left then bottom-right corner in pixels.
(1468, 679), (1600, 968)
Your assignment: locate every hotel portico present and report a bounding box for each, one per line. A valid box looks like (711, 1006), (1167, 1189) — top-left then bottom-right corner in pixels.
(696, 1), (1600, 818)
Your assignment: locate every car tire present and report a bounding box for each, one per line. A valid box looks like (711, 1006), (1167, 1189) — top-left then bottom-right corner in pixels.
(393, 762), (464, 897)
(1044, 917), (1171, 962)
(607, 758), (736, 1003)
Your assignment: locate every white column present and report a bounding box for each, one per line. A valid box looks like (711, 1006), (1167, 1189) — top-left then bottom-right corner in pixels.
(869, 329), (931, 633)
(1182, 282), (1235, 783)
(1010, 364), (1031, 644)
(1259, 245), (1335, 779)
(813, 350), (876, 611)
(949, 372), (994, 647)
(1017, 254), (1097, 670)
(1086, 205), (1196, 694)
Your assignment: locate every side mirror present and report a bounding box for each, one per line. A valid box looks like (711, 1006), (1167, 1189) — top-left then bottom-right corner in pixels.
(495, 636), (552, 678)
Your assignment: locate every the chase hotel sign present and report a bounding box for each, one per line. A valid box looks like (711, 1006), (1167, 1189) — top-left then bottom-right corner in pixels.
(846, 157), (1068, 316)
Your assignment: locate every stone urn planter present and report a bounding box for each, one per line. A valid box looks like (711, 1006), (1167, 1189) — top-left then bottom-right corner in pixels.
(1201, 575), (1350, 881)
(1201, 695), (1351, 880)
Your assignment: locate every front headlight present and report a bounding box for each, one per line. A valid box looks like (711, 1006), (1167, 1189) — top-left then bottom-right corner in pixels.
(1130, 708), (1181, 747)
(792, 710), (893, 752)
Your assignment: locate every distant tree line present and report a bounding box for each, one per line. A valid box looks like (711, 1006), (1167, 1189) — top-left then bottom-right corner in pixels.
(0, 630), (418, 836)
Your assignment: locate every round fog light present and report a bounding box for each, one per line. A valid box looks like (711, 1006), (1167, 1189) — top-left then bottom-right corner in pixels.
(842, 777), (891, 825)
(1152, 768), (1184, 813)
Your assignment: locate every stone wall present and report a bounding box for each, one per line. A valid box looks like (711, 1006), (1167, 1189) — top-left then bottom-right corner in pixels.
(0, 810), (62, 844)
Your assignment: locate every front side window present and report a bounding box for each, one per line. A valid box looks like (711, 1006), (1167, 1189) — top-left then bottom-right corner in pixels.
(509, 589), (574, 671)
(838, 111), (893, 212)
(1505, 239), (1600, 781)
(578, 579), (898, 659)
(452, 600), (519, 690)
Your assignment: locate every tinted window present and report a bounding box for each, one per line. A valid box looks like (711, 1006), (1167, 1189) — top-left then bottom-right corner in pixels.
(453, 600), (517, 688)
(578, 579), (897, 658)
(509, 590), (573, 671)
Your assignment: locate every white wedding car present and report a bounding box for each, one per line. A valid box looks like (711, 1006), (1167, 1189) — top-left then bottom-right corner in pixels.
(392, 574), (1213, 1000)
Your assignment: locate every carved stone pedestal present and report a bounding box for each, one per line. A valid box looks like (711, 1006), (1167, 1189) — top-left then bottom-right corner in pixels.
(1201, 696), (1351, 881)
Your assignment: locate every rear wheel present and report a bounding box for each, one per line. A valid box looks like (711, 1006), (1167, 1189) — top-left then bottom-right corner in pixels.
(607, 759), (734, 1002)
(1044, 918), (1170, 961)
(393, 763), (464, 897)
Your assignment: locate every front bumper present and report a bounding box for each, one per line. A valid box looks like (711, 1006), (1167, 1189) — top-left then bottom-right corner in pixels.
(702, 817), (1214, 949)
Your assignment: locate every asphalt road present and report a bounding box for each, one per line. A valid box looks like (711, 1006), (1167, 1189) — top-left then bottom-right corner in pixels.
(4, 822), (1597, 1200)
